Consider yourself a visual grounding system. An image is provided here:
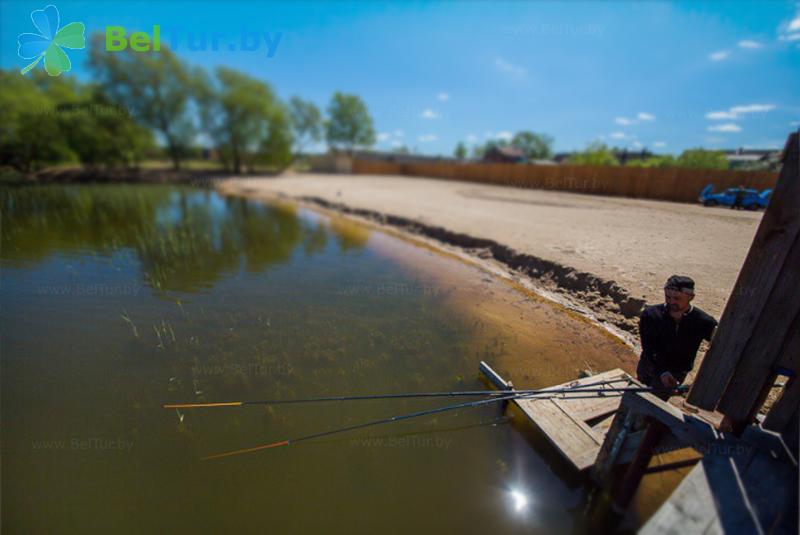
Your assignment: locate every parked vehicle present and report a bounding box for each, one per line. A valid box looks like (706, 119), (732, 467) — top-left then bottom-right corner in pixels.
(699, 184), (772, 210)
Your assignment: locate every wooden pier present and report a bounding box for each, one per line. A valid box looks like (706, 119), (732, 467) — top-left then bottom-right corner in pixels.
(480, 363), (656, 471)
(480, 132), (800, 533)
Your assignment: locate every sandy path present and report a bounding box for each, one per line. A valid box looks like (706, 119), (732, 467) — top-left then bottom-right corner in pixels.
(218, 173), (762, 336)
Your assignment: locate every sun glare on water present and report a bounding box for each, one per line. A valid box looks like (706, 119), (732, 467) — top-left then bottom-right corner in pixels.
(509, 489), (529, 513)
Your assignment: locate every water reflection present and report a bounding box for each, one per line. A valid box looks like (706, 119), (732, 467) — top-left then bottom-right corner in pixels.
(1, 184), (365, 293)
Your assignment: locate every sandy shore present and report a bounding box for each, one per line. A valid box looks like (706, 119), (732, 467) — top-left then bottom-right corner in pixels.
(217, 173), (762, 346)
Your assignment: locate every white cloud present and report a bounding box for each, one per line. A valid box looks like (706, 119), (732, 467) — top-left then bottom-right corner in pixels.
(610, 132), (627, 140)
(705, 136), (726, 144)
(706, 110), (738, 120)
(393, 129), (405, 137)
(496, 131), (514, 141)
(709, 50), (730, 61)
(706, 104), (775, 120)
(377, 132), (391, 142)
(466, 134), (479, 144)
(614, 113), (654, 126)
(738, 40), (763, 49)
(791, 121), (800, 126)
(653, 141), (667, 148)
(420, 109), (440, 119)
(390, 140), (404, 148)
(494, 56), (527, 77)
(707, 123), (742, 133)
(632, 141), (644, 149)
(436, 92), (450, 102)
(730, 104), (776, 114)
(417, 134), (438, 143)
(779, 10), (800, 41)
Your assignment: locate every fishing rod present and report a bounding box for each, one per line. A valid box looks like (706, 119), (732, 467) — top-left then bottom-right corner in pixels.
(201, 384), (686, 461)
(164, 377), (636, 410)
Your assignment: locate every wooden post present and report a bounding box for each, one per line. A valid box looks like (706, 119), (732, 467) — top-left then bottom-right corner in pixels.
(689, 132), (800, 412)
(764, 377), (800, 433)
(591, 405), (635, 488)
(478, 361), (512, 391)
(613, 419), (666, 510)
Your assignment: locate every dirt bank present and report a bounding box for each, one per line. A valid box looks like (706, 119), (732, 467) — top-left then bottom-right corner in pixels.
(216, 173), (762, 348)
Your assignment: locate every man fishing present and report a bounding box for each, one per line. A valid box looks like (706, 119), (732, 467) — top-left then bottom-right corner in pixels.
(637, 275), (718, 398)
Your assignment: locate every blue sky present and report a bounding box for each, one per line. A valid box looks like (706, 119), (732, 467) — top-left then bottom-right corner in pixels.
(2, 1), (799, 155)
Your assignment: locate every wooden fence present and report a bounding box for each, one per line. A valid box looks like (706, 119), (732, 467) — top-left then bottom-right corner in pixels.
(352, 159), (779, 204)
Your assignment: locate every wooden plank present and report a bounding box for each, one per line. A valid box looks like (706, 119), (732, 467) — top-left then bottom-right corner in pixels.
(643, 454), (771, 535)
(689, 132), (800, 410)
(621, 391), (719, 449)
(478, 360), (512, 391)
(640, 462), (725, 535)
(763, 315), (800, 433)
(737, 448), (799, 534)
(592, 405), (635, 486)
(558, 368), (630, 387)
(717, 230), (800, 427)
(764, 377), (800, 433)
(592, 413), (616, 435)
(739, 425), (797, 466)
(477, 365), (635, 471)
(776, 310), (800, 370)
(551, 390), (623, 422)
(516, 397), (605, 470)
(614, 420), (667, 508)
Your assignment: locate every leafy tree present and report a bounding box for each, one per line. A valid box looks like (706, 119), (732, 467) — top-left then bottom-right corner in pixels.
(454, 142), (467, 160)
(56, 89), (154, 168)
(392, 145), (410, 154)
(197, 67), (291, 173)
(676, 149), (728, 170)
(257, 103), (293, 171)
(288, 96), (322, 157)
(88, 33), (196, 170)
(469, 138), (508, 160)
(626, 155), (676, 168)
(325, 92), (375, 154)
(567, 142), (619, 166)
(511, 131), (554, 159)
(0, 71), (70, 172)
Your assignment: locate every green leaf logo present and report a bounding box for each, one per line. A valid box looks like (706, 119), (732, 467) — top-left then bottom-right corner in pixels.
(17, 4), (85, 76)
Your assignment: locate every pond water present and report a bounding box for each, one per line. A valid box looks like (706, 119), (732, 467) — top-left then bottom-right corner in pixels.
(1, 184), (637, 534)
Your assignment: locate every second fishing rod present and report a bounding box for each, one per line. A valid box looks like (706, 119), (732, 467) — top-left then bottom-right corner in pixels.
(164, 378), (688, 410)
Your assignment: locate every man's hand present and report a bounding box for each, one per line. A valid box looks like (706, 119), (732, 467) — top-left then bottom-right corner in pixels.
(659, 372), (679, 388)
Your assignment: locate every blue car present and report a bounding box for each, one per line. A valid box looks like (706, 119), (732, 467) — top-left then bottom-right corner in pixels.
(699, 184), (772, 210)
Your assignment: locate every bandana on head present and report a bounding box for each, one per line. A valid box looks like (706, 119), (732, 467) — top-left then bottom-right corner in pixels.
(664, 275), (695, 295)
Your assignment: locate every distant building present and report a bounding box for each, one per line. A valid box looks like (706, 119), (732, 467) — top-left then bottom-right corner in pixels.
(723, 148), (781, 170)
(553, 149), (652, 165)
(613, 149), (653, 165)
(482, 145), (526, 163)
(352, 150), (458, 165)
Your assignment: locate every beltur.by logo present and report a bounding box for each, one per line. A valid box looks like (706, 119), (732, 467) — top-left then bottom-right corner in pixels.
(17, 4), (86, 76)
(105, 25), (282, 57)
(15, 4), (281, 73)
(105, 26), (162, 52)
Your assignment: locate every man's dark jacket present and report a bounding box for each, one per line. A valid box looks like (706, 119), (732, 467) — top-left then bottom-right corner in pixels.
(638, 304), (718, 382)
